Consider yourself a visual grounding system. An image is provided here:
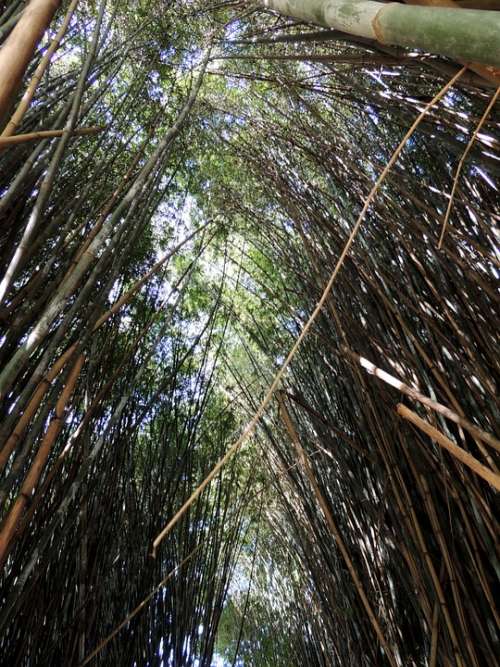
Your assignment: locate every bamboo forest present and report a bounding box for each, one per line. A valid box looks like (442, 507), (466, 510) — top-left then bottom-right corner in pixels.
(0, 1), (499, 665)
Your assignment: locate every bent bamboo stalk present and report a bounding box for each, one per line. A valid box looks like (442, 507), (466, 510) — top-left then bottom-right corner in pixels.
(261, 0), (500, 66)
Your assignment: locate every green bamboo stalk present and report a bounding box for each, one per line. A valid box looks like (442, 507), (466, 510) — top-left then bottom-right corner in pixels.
(261, 0), (500, 66)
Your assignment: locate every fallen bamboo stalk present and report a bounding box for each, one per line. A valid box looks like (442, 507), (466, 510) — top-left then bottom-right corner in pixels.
(397, 403), (500, 491)
(0, 125), (105, 147)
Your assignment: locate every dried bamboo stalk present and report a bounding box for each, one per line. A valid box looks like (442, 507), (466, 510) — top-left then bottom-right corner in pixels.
(343, 346), (500, 452)
(397, 403), (500, 491)
(0, 125), (105, 148)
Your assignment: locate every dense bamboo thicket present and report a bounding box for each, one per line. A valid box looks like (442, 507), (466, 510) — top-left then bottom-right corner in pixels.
(0, 1), (498, 665)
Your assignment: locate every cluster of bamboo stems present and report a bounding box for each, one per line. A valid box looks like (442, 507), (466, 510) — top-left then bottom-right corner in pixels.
(207, 20), (499, 662)
(0, 1), (498, 665)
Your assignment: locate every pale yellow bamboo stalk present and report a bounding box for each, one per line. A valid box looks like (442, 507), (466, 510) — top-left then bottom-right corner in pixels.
(397, 403), (500, 491)
(2, 0), (80, 137)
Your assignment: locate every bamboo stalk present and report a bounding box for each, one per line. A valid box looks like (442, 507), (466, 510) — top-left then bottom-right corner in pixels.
(0, 0), (61, 122)
(343, 346), (500, 452)
(0, 344), (77, 473)
(403, 0), (500, 84)
(397, 467), (464, 665)
(397, 403), (500, 491)
(1, 0), (80, 137)
(405, 451), (479, 665)
(430, 602), (440, 666)
(0, 125), (105, 148)
(261, 0), (500, 66)
(277, 392), (398, 667)
(0, 354), (84, 566)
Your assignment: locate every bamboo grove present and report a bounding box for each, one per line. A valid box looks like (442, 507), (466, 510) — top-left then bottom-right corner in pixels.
(0, 1), (499, 665)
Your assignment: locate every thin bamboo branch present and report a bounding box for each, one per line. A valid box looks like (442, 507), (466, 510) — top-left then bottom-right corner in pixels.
(438, 86), (500, 248)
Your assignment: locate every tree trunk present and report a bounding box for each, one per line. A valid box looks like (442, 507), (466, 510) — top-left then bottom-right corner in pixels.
(260, 0), (500, 66)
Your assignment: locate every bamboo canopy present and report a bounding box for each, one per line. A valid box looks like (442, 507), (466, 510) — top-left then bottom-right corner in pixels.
(0, 1), (498, 665)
